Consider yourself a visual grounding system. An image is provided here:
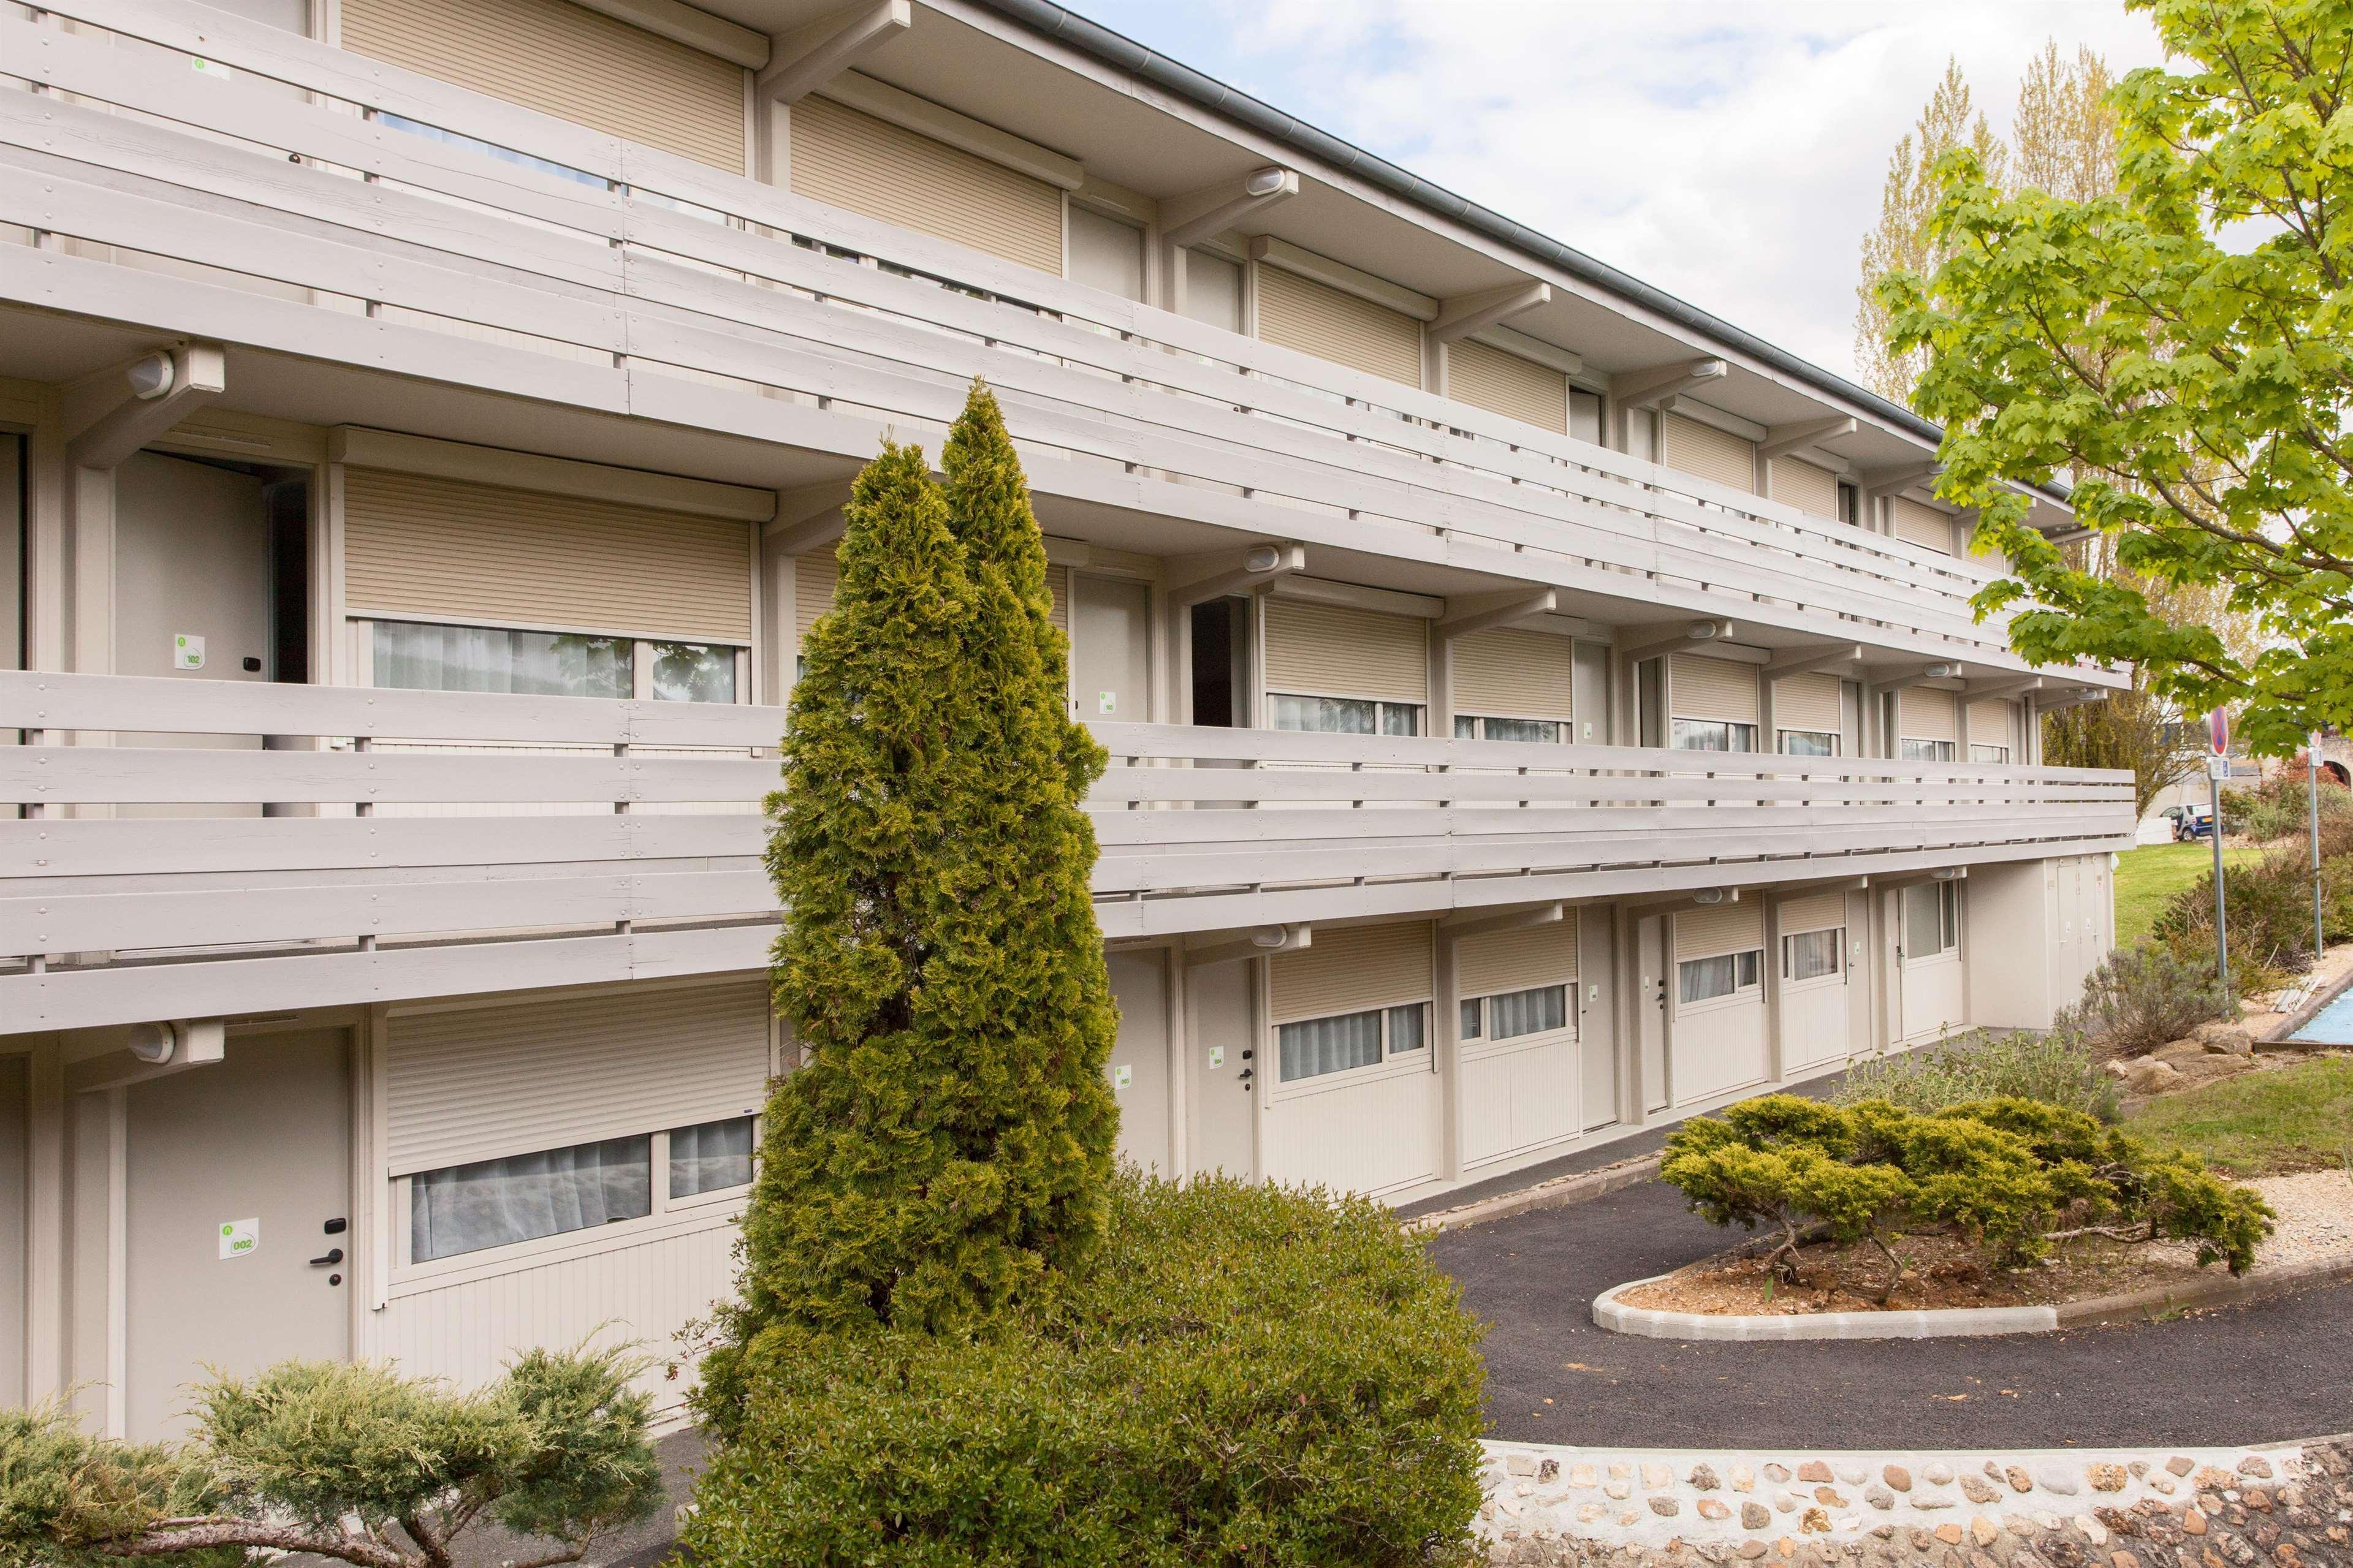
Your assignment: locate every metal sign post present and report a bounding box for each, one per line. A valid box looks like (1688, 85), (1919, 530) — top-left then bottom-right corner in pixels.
(2313, 730), (2328, 963)
(2210, 707), (2231, 998)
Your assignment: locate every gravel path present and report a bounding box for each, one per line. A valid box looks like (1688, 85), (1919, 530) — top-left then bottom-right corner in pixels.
(1432, 1178), (2353, 1451)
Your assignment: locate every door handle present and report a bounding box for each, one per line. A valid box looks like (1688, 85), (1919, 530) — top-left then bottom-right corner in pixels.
(310, 1248), (344, 1267)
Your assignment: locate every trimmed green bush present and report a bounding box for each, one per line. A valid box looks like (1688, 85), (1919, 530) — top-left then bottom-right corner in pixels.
(0, 1347), (661, 1568)
(1662, 1094), (2273, 1300)
(2055, 944), (2235, 1057)
(1834, 1030), (2121, 1122)
(683, 1173), (1489, 1568)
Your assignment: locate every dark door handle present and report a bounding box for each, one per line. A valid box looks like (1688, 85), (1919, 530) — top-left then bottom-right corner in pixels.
(310, 1248), (344, 1267)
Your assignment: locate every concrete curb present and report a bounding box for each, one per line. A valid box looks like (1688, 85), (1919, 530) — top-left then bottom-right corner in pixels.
(1592, 1275), (2057, 1341)
(1401, 1154), (1662, 1235)
(1592, 1252), (2353, 1341)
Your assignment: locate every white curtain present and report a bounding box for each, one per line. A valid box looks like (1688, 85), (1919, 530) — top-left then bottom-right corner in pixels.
(1488, 984), (1567, 1039)
(669, 1115), (755, 1197)
(374, 620), (630, 699)
(1277, 1010), (1383, 1081)
(411, 1135), (651, 1262)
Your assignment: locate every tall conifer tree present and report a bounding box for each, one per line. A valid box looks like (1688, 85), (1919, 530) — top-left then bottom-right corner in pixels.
(717, 385), (1117, 1365)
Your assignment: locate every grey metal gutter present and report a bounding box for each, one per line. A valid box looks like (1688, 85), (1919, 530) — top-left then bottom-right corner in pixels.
(971, 0), (2071, 506)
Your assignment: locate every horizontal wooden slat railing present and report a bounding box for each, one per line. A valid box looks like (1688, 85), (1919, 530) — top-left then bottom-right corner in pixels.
(0, 0), (2118, 678)
(0, 674), (2135, 1029)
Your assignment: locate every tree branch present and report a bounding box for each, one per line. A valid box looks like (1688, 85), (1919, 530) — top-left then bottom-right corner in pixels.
(101, 1523), (414, 1568)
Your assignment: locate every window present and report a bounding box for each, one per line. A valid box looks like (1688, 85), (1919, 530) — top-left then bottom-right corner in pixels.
(1678, 949), (1762, 1004)
(1903, 881), (1961, 960)
(1570, 388), (1605, 444)
(1268, 692), (1421, 736)
(1901, 737), (1957, 762)
(375, 621), (740, 702)
(1782, 928), (1844, 982)
(1455, 714), (1565, 744)
(1277, 1002), (1428, 1083)
(1779, 729), (1837, 757)
(1838, 480), (1861, 526)
(1671, 718), (1757, 753)
(1970, 743), (2011, 764)
(407, 1113), (756, 1263)
(1467, 983), (1568, 1040)
(1459, 998), (1482, 1039)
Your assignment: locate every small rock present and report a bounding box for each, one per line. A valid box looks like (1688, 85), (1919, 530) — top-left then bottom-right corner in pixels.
(1739, 1543), (1768, 1561)
(1650, 1496), (1681, 1518)
(1925, 1463), (1955, 1487)
(2079, 1517), (2108, 1547)
(1617, 1510), (1639, 1526)
(1692, 1463), (1723, 1491)
(2119, 1056), (2183, 1096)
(1699, 1498), (1732, 1521)
(2238, 1456), (2274, 1479)
(1800, 1507), (1831, 1534)
(2183, 1507), (2207, 1536)
(1884, 1465), (1914, 1492)
(1537, 1458), (1558, 1484)
(2194, 1020), (2255, 1054)
(2149, 1475), (2174, 1495)
(2193, 1467), (2237, 1491)
(1605, 1480), (1631, 1501)
(1971, 1517), (1999, 1547)
(1814, 1487), (1847, 1508)
(1935, 1524), (1966, 1546)
(2110, 1552), (2142, 1568)
(1731, 1464), (1756, 1493)
(1642, 1462), (1674, 1489)
(1575, 1500), (1606, 1522)
(2166, 1456), (2196, 1477)
(1608, 1461), (1632, 1481)
(2039, 1466), (2079, 1496)
(1836, 1464), (1866, 1485)
(1865, 1487), (1895, 1510)
(1743, 1502), (1772, 1530)
(1775, 1494), (1798, 1513)
(2245, 1487), (2273, 1512)
(1914, 1493), (1956, 1510)
(2087, 1464), (2129, 1493)
(1569, 1464), (1597, 1488)
(1506, 1453), (1536, 1477)
(1763, 1463), (1792, 1483)
(1799, 1461), (1834, 1484)
(1960, 1475), (1999, 1504)
(2005, 1466), (2034, 1494)
(1515, 1483), (1532, 1497)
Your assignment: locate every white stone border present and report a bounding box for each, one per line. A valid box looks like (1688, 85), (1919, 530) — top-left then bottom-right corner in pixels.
(1592, 1274), (2058, 1340)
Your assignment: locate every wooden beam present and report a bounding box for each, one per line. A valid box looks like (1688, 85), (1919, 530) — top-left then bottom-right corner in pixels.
(1440, 902), (1563, 939)
(1877, 662), (1967, 693)
(759, 0), (911, 104)
(64, 341), (225, 471)
(1430, 281), (1551, 346)
(1963, 674), (2047, 702)
(1163, 169), (1298, 249)
(1768, 643), (1864, 678)
(1617, 620), (1735, 663)
(1860, 461), (1939, 502)
(1609, 357), (1727, 410)
(1757, 416), (1856, 464)
(1184, 924), (1309, 968)
(1436, 588), (1556, 641)
(1167, 542), (1304, 608)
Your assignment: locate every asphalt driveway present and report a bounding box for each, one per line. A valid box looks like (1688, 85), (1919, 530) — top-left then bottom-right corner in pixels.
(1431, 1177), (2353, 1450)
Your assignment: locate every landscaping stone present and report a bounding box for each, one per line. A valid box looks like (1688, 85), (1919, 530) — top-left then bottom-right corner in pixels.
(2117, 1056), (2183, 1096)
(2193, 1020), (2255, 1055)
(1884, 1466), (1914, 1492)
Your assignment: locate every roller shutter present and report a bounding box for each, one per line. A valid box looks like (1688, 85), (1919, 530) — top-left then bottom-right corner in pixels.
(340, 0), (746, 171)
(1771, 456), (1839, 518)
(1265, 599), (1427, 703)
(1255, 263), (1423, 388)
(796, 550), (1062, 640)
(1899, 687), (1960, 743)
(1777, 890), (1847, 934)
(345, 469), (752, 642)
(1458, 914), (1578, 998)
(1893, 498), (1955, 554)
(1774, 672), (1841, 734)
(1454, 629), (1574, 720)
(1675, 901), (1763, 961)
(789, 95), (1063, 275)
(1671, 653), (1759, 725)
(1662, 411), (1757, 494)
(1968, 699), (2017, 752)
(386, 980), (771, 1176)
(1269, 922), (1434, 1023)
(1447, 338), (1566, 434)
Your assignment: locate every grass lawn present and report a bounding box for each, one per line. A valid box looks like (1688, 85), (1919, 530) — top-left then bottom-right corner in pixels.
(2113, 841), (2263, 947)
(2126, 1055), (2353, 1175)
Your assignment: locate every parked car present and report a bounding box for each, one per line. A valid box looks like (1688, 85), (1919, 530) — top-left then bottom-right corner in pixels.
(2175, 803), (2216, 841)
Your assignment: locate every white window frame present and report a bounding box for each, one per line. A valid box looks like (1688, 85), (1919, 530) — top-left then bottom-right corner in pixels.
(1777, 728), (1838, 757)
(1674, 948), (1763, 1014)
(1969, 743), (2011, 764)
(1454, 714), (1568, 744)
(359, 615), (751, 704)
(1266, 691), (1424, 737)
(1901, 882), (1963, 966)
(1780, 926), (1847, 990)
(1901, 737), (1957, 763)
(1671, 717), (1757, 753)
(390, 1114), (759, 1283)
(1459, 983), (1576, 1046)
(1270, 1000), (1434, 1098)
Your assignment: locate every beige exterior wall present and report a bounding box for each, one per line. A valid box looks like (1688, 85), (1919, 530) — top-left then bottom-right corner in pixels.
(340, 0), (747, 170)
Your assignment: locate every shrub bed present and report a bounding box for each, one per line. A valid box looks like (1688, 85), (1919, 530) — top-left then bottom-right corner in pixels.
(1834, 1030), (2120, 1121)
(684, 1172), (1488, 1568)
(1660, 1094), (2272, 1305)
(2056, 944), (2237, 1058)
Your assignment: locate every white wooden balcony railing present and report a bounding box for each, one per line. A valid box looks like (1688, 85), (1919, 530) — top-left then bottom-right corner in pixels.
(0, 0), (2102, 675)
(1, 672), (2134, 1031)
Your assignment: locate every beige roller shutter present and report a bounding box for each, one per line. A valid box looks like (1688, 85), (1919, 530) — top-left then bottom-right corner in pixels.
(1264, 599), (1427, 703)
(386, 979), (771, 1175)
(1675, 901), (1764, 962)
(1893, 498), (1955, 554)
(790, 95), (1063, 275)
(1771, 456), (1839, 518)
(1255, 263), (1424, 388)
(1968, 698), (2017, 751)
(1447, 338), (1566, 433)
(1270, 922), (1434, 1023)
(796, 553), (1062, 638)
(1899, 687), (1960, 744)
(1671, 653), (1759, 725)
(346, 469), (752, 642)
(340, 0), (746, 171)
(1774, 672), (1841, 735)
(1454, 628), (1574, 720)
(1662, 412), (1757, 494)
(1458, 914), (1578, 999)
(1777, 890), (1847, 934)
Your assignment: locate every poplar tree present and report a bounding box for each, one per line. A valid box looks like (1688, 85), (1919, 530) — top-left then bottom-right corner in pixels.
(713, 383), (1117, 1380)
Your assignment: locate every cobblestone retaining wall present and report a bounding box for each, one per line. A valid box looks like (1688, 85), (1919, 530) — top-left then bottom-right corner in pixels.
(1480, 1436), (2351, 1566)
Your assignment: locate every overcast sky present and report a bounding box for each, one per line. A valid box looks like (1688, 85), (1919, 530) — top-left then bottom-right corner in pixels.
(1058, 1), (2167, 388)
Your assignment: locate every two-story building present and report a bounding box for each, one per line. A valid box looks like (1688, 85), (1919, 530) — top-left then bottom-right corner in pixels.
(0, 0), (2132, 1437)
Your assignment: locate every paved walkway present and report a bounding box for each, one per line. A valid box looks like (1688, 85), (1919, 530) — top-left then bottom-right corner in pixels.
(1431, 1178), (2353, 1450)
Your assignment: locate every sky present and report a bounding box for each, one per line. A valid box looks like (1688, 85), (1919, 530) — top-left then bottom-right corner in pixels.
(1054, 1), (2169, 388)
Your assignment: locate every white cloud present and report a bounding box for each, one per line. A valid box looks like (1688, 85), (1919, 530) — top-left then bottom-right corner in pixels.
(1065, 1), (2167, 385)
